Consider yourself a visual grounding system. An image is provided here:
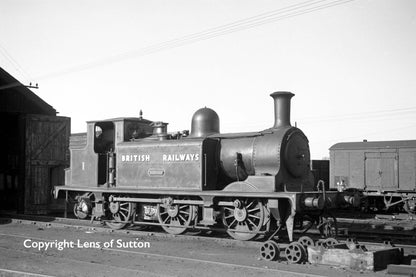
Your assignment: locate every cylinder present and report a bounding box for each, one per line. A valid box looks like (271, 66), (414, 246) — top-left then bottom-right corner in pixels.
(303, 196), (324, 209)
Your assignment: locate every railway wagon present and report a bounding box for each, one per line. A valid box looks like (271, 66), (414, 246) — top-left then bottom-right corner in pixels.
(54, 91), (358, 241)
(329, 140), (416, 213)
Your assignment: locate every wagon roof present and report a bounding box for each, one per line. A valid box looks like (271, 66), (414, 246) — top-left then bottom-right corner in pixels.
(330, 140), (416, 150)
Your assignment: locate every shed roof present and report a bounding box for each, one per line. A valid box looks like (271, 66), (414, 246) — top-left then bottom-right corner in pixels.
(330, 140), (416, 151)
(0, 67), (56, 115)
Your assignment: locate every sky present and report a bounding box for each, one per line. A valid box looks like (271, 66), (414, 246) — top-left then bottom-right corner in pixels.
(1, 0), (415, 159)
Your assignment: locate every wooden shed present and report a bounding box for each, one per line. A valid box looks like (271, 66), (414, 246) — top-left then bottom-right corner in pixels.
(329, 140), (416, 193)
(0, 67), (70, 214)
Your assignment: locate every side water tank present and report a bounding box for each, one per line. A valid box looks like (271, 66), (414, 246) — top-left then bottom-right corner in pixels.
(189, 107), (220, 137)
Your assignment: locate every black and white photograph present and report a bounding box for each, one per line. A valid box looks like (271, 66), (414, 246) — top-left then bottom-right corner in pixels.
(0, 0), (415, 276)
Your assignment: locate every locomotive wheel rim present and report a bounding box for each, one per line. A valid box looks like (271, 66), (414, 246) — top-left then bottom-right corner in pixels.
(285, 242), (306, 264)
(105, 201), (133, 230)
(260, 240), (280, 261)
(157, 199), (195, 235)
(222, 198), (264, 241)
(298, 236), (314, 248)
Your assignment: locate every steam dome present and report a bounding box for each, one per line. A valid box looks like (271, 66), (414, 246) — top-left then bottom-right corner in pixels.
(189, 107), (220, 137)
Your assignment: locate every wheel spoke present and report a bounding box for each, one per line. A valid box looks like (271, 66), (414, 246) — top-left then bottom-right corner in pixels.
(247, 207), (260, 213)
(246, 201), (255, 209)
(163, 216), (170, 224)
(229, 218), (237, 228)
(246, 218), (256, 229)
(248, 213), (260, 219)
(178, 215), (186, 223)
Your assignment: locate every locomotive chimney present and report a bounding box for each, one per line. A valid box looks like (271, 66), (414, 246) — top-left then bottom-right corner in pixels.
(270, 91), (294, 128)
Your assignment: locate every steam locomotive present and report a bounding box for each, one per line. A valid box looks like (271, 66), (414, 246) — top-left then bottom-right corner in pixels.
(53, 92), (358, 241)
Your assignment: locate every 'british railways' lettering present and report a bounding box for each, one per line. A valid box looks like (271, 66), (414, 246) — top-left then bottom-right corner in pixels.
(162, 153), (199, 162)
(121, 154), (150, 162)
(121, 153), (200, 163)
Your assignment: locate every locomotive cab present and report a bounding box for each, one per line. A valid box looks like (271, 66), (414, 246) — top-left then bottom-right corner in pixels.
(65, 117), (153, 187)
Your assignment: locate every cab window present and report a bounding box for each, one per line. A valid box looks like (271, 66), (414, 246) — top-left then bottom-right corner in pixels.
(94, 122), (114, 153)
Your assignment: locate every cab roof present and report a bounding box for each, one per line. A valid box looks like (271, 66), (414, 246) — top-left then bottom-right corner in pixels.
(87, 117), (152, 124)
(330, 140), (416, 150)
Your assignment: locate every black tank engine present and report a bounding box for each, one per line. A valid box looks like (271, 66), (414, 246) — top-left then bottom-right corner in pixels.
(54, 92), (358, 241)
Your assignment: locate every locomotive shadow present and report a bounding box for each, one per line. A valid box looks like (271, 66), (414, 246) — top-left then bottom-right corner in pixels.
(0, 210), (65, 225)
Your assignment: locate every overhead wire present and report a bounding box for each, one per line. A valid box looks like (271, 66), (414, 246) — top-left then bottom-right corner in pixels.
(299, 106), (416, 119)
(0, 0), (355, 89)
(0, 43), (33, 84)
(222, 106), (416, 129)
(298, 108), (416, 124)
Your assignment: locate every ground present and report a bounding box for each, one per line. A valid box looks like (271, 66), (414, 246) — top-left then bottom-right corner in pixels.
(0, 220), (399, 276)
